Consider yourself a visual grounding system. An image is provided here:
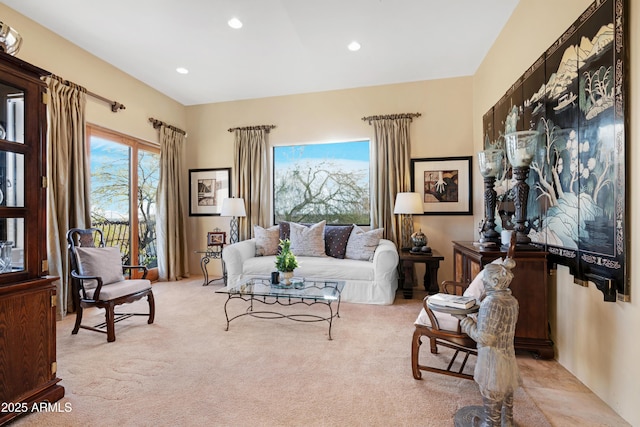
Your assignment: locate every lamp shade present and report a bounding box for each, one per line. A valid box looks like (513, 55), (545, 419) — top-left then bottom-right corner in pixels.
(220, 197), (246, 217)
(393, 192), (423, 215)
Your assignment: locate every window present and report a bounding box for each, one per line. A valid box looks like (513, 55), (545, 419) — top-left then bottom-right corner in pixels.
(273, 140), (370, 225)
(87, 125), (160, 280)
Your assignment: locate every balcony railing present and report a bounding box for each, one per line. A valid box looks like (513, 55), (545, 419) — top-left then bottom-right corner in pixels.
(91, 219), (157, 268)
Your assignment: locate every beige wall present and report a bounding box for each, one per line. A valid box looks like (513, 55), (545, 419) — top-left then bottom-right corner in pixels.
(185, 78), (476, 278)
(5, 1), (636, 423)
(473, 1), (638, 425)
(0, 4), (185, 144)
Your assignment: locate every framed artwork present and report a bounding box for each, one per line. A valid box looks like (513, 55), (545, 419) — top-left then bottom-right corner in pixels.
(410, 156), (473, 215)
(189, 168), (231, 216)
(207, 231), (226, 246)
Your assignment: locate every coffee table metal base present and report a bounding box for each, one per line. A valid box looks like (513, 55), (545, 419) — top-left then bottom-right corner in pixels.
(222, 294), (341, 340)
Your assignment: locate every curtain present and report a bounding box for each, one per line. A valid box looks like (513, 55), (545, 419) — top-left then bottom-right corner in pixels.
(156, 126), (190, 281)
(45, 77), (91, 319)
(232, 127), (272, 239)
(367, 115), (418, 248)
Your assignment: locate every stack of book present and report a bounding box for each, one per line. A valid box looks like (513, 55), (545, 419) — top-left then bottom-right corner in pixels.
(428, 293), (476, 309)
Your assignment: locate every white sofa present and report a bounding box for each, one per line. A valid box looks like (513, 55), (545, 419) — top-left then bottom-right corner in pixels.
(222, 238), (399, 305)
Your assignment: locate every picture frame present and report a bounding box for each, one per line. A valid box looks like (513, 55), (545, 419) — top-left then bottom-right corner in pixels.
(410, 156), (473, 215)
(207, 231), (226, 246)
(189, 168), (231, 216)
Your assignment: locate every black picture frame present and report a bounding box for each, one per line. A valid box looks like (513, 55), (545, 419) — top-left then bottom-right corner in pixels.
(188, 168), (231, 216)
(410, 156), (473, 216)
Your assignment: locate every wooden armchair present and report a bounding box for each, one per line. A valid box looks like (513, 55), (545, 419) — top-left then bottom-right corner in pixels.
(411, 280), (479, 380)
(67, 228), (155, 342)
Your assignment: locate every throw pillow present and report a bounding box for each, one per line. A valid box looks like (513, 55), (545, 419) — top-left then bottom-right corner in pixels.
(345, 225), (384, 261)
(75, 246), (125, 289)
(254, 225), (280, 256)
(278, 221), (292, 242)
(277, 221), (312, 253)
(324, 225), (354, 259)
(289, 220), (326, 257)
(278, 221), (313, 240)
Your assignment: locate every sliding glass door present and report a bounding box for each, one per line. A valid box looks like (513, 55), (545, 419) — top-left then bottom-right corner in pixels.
(87, 125), (160, 280)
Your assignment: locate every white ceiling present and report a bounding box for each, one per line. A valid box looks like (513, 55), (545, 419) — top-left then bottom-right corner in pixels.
(2, 0), (519, 106)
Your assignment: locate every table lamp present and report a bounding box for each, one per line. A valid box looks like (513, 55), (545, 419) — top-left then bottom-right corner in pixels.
(220, 197), (246, 244)
(478, 149), (504, 246)
(505, 130), (539, 245)
(394, 192), (423, 250)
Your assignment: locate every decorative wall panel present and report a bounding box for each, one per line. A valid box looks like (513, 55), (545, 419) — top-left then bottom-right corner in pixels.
(483, 0), (628, 301)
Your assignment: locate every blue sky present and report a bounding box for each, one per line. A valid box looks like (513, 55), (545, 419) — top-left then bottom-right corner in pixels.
(274, 140), (369, 163)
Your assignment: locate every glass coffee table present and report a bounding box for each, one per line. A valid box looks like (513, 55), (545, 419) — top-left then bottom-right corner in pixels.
(215, 276), (344, 340)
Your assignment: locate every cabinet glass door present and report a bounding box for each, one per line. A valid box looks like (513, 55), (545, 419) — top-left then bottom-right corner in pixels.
(0, 82), (24, 144)
(0, 80), (26, 274)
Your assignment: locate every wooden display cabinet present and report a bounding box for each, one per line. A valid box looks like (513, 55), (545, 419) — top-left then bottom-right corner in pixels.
(0, 51), (64, 424)
(453, 241), (554, 359)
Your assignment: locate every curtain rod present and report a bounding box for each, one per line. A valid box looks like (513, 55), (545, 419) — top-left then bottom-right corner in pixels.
(227, 125), (276, 133)
(48, 75), (125, 112)
(361, 112), (421, 123)
(148, 117), (187, 136)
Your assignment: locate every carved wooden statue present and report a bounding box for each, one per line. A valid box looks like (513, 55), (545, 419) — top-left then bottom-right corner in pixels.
(455, 254), (520, 427)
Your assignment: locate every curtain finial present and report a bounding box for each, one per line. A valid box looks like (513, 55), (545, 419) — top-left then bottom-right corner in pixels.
(149, 117), (187, 136)
(361, 113), (421, 124)
(227, 125), (276, 133)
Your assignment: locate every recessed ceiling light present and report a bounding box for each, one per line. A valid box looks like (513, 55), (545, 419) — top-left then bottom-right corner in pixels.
(347, 41), (361, 52)
(176, 67), (189, 74)
(228, 17), (243, 29)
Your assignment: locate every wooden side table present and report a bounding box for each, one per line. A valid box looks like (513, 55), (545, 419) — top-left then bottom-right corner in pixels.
(398, 250), (444, 298)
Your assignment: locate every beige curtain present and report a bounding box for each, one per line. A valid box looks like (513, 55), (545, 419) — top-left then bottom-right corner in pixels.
(231, 126), (273, 239)
(45, 77), (91, 319)
(156, 126), (190, 281)
(367, 114), (420, 248)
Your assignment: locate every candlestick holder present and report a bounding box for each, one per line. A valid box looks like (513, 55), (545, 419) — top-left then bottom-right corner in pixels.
(505, 131), (539, 245)
(478, 149), (503, 246)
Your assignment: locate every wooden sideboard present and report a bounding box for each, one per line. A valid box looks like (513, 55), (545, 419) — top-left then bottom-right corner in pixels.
(452, 241), (554, 359)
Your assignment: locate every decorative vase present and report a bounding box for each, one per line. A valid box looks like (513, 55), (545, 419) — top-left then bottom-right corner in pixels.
(282, 271), (294, 285)
(0, 22), (23, 56)
(0, 241), (12, 273)
(410, 229), (428, 248)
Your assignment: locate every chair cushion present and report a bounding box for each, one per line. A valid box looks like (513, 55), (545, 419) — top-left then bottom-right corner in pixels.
(85, 279), (151, 300)
(324, 225), (354, 259)
(345, 225), (383, 261)
(415, 307), (460, 331)
(290, 220), (326, 257)
(414, 259), (503, 330)
(254, 225), (280, 256)
(243, 255), (375, 282)
(75, 246), (125, 289)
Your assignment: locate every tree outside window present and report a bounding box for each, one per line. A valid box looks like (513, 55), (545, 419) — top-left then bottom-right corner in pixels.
(273, 140), (370, 225)
(88, 127), (159, 273)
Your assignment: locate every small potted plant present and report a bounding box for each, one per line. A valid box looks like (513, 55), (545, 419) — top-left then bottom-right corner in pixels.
(275, 239), (298, 285)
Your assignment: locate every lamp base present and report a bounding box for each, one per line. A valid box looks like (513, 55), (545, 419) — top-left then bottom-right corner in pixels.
(229, 217), (239, 244)
(400, 215), (414, 251)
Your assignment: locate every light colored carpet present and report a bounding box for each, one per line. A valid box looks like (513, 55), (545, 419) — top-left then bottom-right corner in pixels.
(14, 278), (550, 426)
